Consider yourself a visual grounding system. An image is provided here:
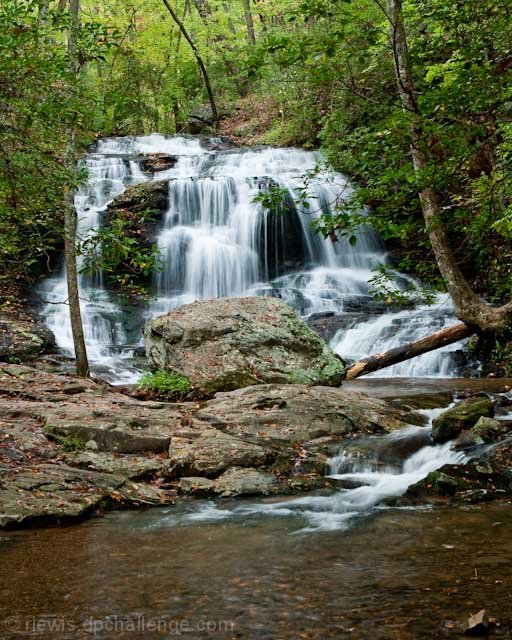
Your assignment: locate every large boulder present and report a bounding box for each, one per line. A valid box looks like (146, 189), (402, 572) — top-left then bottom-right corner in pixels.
(187, 105), (215, 134)
(431, 396), (493, 444)
(145, 297), (345, 397)
(0, 318), (54, 362)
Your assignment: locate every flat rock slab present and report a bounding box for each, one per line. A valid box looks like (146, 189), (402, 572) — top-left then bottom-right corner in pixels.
(0, 364), (418, 528)
(198, 384), (410, 445)
(179, 467), (280, 497)
(145, 297), (345, 397)
(0, 364), (188, 454)
(0, 463), (171, 528)
(63, 451), (168, 480)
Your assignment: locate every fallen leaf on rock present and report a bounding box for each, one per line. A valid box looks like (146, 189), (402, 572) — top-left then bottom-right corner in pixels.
(464, 609), (490, 637)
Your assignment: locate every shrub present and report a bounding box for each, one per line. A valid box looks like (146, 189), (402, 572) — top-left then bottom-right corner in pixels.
(138, 370), (191, 398)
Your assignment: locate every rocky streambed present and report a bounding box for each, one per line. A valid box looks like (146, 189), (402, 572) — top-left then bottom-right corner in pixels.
(0, 362), (412, 529)
(1, 361), (511, 530)
(1, 295), (512, 530)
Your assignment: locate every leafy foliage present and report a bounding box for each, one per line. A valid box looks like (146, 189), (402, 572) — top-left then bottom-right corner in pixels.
(138, 370), (191, 398)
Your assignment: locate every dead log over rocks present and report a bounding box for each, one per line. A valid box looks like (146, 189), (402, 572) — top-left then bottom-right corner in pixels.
(345, 322), (473, 380)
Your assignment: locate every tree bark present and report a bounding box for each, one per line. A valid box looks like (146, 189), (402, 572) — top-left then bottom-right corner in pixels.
(162, 0), (219, 127)
(243, 0), (256, 45)
(386, 0), (512, 334)
(65, 0), (89, 377)
(345, 322), (473, 380)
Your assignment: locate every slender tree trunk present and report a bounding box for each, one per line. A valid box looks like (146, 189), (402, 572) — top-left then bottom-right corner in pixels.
(243, 0), (256, 45)
(65, 0), (89, 377)
(162, 0), (219, 127)
(345, 322), (473, 380)
(386, 0), (512, 334)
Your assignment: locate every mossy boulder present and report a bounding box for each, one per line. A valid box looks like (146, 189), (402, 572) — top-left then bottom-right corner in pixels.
(431, 396), (494, 444)
(144, 297), (345, 397)
(455, 416), (505, 450)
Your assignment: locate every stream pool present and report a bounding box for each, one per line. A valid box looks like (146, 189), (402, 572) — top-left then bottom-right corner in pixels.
(1, 502), (512, 639)
(2, 378), (512, 640)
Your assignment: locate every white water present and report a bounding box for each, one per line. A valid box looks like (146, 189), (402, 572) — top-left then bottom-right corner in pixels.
(38, 134), (467, 382)
(331, 294), (468, 377)
(153, 408), (466, 533)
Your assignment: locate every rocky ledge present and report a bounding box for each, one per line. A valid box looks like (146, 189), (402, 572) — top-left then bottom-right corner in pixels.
(0, 364), (410, 529)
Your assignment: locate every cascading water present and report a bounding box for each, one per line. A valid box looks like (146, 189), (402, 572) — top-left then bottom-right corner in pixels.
(38, 134), (467, 382)
(150, 407), (467, 533)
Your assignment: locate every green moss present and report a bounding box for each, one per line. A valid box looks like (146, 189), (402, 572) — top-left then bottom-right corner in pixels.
(44, 425), (87, 452)
(60, 435), (88, 452)
(138, 370), (191, 398)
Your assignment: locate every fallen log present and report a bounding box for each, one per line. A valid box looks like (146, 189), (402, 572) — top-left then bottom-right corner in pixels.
(345, 322), (474, 380)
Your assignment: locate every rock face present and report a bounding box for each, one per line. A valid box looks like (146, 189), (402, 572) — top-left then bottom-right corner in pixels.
(0, 318), (55, 362)
(105, 178), (169, 254)
(145, 297), (345, 397)
(431, 396), (493, 443)
(187, 105), (216, 134)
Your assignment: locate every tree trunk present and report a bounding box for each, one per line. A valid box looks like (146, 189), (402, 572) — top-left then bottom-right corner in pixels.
(345, 322), (473, 380)
(65, 0), (89, 377)
(243, 0), (256, 45)
(162, 0), (219, 127)
(386, 0), (512, 334)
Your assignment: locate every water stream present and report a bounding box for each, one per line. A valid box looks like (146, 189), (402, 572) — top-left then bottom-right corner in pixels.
(149, 407), (465, 534)
(38, 135), (468, 383)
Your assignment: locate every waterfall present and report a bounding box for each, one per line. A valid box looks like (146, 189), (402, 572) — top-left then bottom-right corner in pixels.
(38, 134), (467, 382)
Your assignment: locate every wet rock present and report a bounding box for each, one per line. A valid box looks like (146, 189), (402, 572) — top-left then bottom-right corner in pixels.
(108, 179), (169, 215)
(139, 153), (177, 173)
(0, 318), (55, 363)
(145, 297), (345, 397)
(213, 467), (279, 497)
(432, 397), (494, 444)
(455, 417), (504, 450)
(405, 436), (512, 504)
(179, 477), (216, 496)
(307, 312), (369, 343)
